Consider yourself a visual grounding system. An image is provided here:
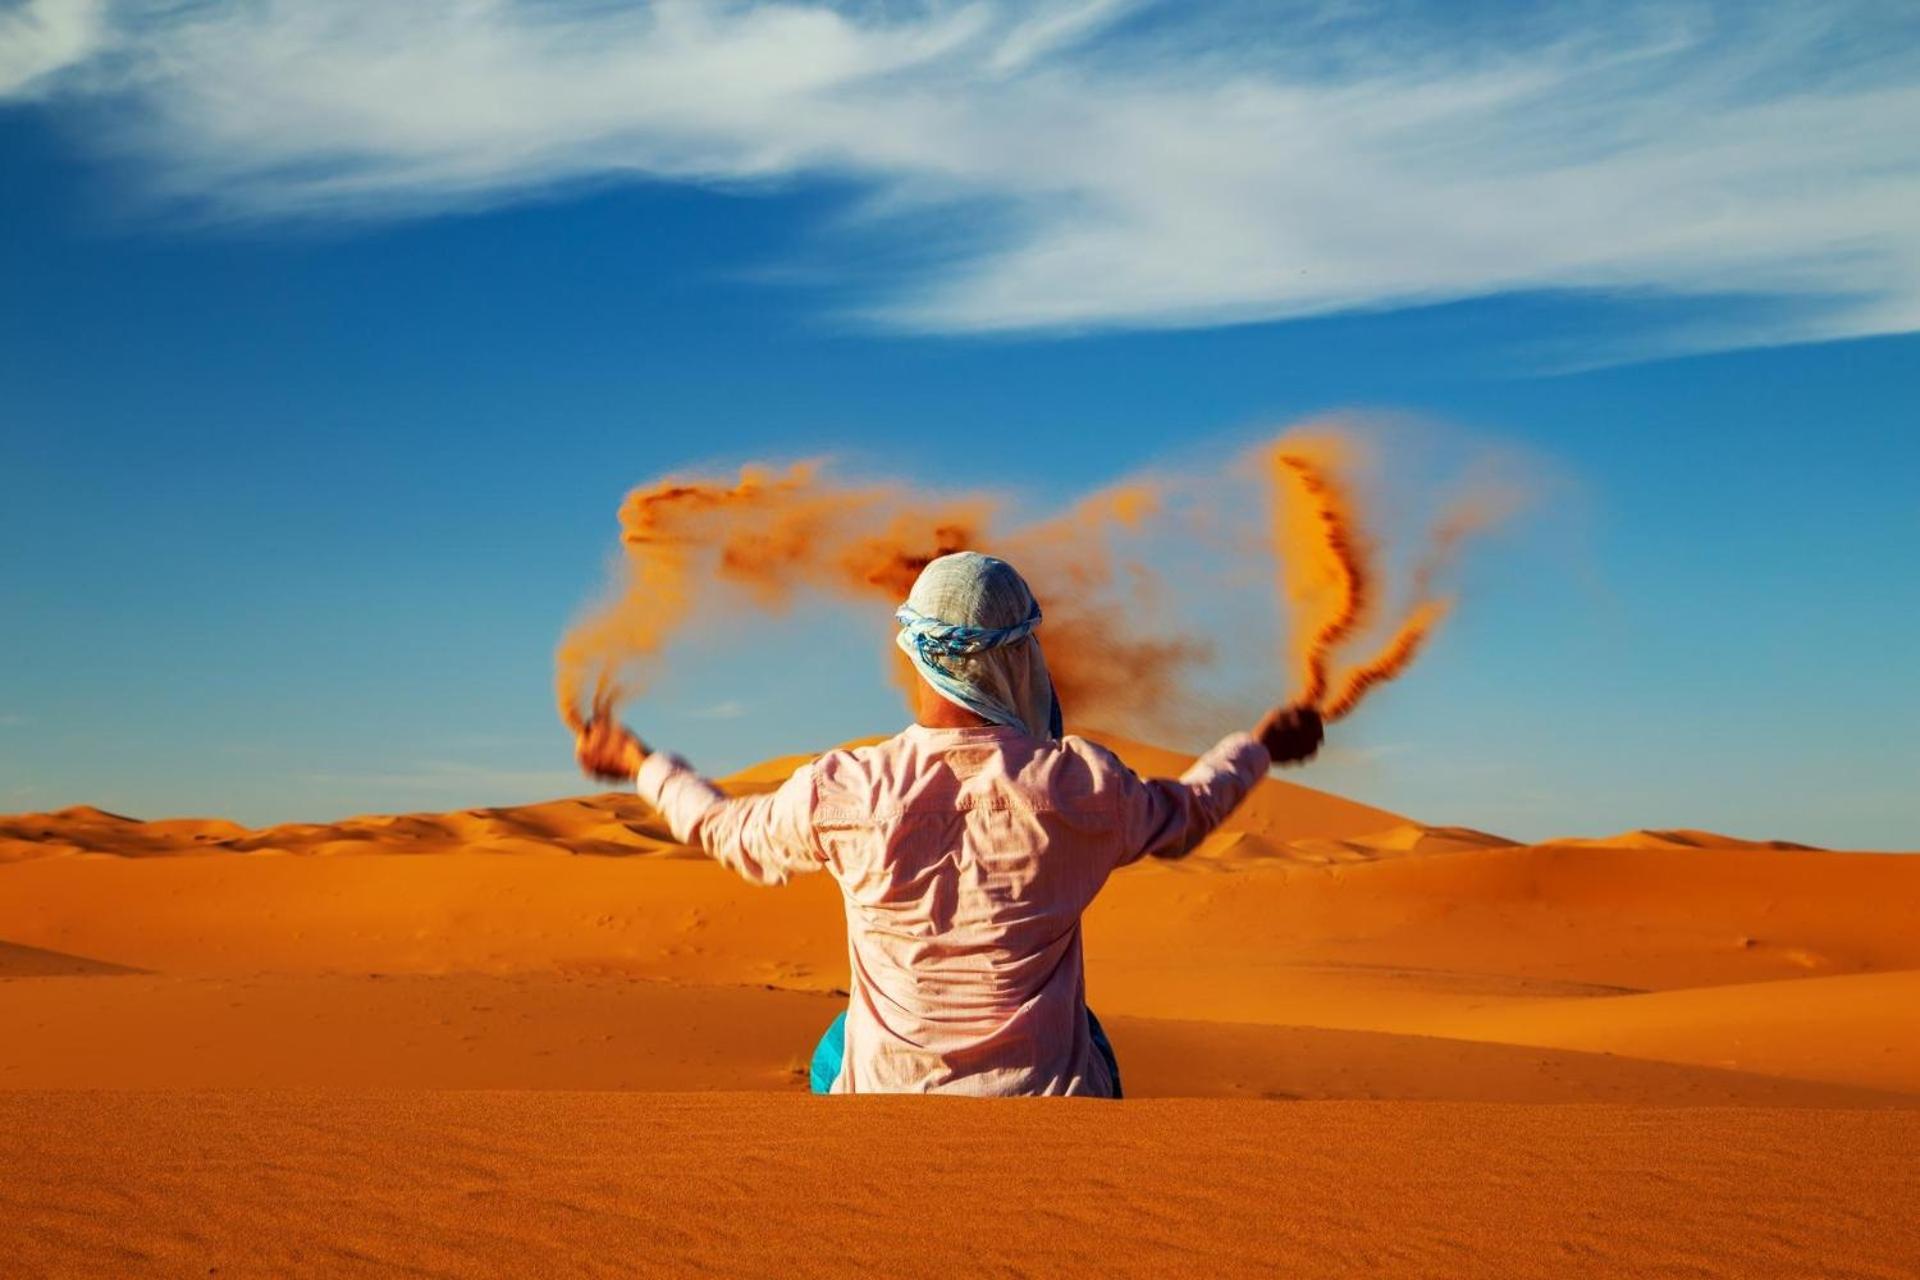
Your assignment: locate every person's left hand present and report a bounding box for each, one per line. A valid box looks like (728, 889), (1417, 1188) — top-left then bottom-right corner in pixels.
(575, 717), (649, 783)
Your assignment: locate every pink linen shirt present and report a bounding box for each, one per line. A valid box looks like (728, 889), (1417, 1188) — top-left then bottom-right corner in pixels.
(635, 723), (1269, 1096)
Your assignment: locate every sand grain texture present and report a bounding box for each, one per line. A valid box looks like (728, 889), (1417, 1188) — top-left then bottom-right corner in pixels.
(5, 1093), (1918, 1279)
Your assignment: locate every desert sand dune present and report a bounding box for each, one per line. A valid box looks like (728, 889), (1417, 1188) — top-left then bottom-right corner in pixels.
(6, 837), (1916, 997)
(1544, 828), (1824, 851)
(1450, 968), (1920, 1094)
(1272, 822), (1516, 863)
(1, 970), (1910, 1107)
(2, 734), (1915, 1276)
(0, 730), (1405, 865)
(0, 804), (248, 861)
(3, 1093), (1916, 1280)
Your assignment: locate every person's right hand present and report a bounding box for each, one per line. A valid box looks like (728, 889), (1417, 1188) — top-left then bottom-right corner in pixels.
(1254, 703), (1323, 767)
(575, 717), (649, 784)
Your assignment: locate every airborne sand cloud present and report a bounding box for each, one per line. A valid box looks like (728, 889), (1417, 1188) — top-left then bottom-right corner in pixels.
(5, 0), (1918, 352)
(552, 423), (1513, 743)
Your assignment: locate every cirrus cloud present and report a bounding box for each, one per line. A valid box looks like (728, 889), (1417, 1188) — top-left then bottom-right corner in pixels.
(9, 0), (1920, 350)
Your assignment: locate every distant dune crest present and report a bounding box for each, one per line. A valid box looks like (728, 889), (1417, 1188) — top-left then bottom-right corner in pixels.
(0, 732), (1858, 863)
(1542, 829), (1824, 852)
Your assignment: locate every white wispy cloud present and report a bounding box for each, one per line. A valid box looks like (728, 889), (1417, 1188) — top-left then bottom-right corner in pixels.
(0, 0), (102, 97)
(10, 0), (1920, 351)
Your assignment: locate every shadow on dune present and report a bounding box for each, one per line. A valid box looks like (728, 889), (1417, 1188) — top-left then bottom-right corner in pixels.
(0, 939), (146, 978)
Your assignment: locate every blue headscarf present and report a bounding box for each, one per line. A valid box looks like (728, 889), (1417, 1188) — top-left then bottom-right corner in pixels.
(896, 552), (1063, 739)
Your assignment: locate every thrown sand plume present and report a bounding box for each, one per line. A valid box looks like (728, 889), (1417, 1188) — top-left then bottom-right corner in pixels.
(1266, 436), (1372, 709)
(1264, 437), (1513, 724)
(1322, 599), (1449, 721)
(558, 426), (1511, 738)
(553, 463), (982, 732)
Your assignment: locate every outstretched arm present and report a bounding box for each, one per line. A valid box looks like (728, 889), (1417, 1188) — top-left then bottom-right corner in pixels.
(1117, 704), (1323, 865)
(575, 719), (824, 886)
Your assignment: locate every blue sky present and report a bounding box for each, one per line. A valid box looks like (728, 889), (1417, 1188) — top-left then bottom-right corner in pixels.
(1, 0), (1916, 847)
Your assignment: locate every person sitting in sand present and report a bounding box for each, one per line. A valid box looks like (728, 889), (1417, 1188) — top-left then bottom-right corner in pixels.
(574, 550), (1323, 1096)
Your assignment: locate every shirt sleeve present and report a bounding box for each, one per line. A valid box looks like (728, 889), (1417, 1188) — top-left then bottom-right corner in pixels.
(1112, 731), (1270, 867)
(634, 751), (826, 886)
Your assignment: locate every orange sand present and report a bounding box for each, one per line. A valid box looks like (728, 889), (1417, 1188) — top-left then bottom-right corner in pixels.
(2, 732), (1916, 1276)
(6, 1094), (1918, 1279)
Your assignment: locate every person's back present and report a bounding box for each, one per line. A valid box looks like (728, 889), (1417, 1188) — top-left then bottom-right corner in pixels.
(577, 551), (1323, 1096)
(808, 722), (1270, 1093)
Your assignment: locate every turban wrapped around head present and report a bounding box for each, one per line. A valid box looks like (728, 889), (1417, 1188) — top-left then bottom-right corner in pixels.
(895, 551), (1062, 740)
